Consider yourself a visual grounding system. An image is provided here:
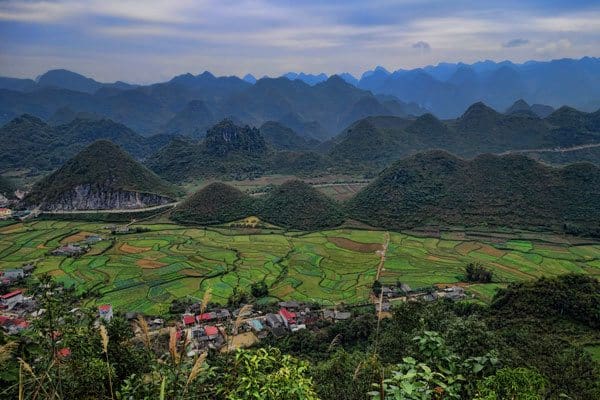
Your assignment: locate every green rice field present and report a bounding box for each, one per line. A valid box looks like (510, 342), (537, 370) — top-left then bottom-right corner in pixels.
(1, 220), (599, 314)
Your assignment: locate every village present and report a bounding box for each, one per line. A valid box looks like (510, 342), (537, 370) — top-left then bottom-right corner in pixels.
(2, 250), (466, 356)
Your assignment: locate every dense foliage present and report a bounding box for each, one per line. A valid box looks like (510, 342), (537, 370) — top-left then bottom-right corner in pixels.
(0, 115), (170, 174)
(464, 263), (493, 283)
(0, 174), (16, 199)
(1, 274), (598, 399)
(171, 182), (255, 225)
(171, 180), (345, 230)
(347, 150), (600, 235)
(146, 120), (330, 182)
(256, 180), (346, 230)
(259, 121), (320, 151)
(327, 104), (600, 171)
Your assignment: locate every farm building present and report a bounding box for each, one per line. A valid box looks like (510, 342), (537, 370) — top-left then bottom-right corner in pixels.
(265, 313), (284, 328)
(52, 244), (87, 257)
(278, 301), (300, 309)
(0, 208), (12, 219)
(248, 319), (264, 332)
(196, 312), (217, 322)
(98, 304), (113, 321)
(323, 310), (352, 321)
(1, 289), (24, 310)
(204, 325), (220, 339)
(182, 314), (196, 326)
(279, 308), (296, 327)
(2, 268), (24, 280)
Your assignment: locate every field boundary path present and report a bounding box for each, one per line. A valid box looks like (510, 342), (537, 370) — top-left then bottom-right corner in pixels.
(498, 142), (600, 156)
(375, 231), (390, 281)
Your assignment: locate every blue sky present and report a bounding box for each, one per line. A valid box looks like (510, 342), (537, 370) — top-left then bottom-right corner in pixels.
(0, 0), (598, 83)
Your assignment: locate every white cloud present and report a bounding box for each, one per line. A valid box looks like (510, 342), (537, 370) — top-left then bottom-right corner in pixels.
(535, 39), (572, 54)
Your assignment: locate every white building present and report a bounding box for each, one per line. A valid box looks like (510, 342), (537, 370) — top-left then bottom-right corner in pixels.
(1, 290), (24, 310)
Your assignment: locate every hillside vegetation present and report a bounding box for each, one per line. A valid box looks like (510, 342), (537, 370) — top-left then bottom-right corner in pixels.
(256, 180), (345, 230)
(171, 182), (255, 225)
(23, 140), (180, 210)
(146, 119), (330, 182)
(171, 180), (345, 230)
(347, 151), (600, 235)
(0, 175), (16, 199)
(328, 103), (600, 171)
(0, 114), (171, 174)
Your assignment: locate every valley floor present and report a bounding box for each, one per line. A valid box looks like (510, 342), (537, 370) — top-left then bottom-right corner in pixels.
(1, 220), (599, 314)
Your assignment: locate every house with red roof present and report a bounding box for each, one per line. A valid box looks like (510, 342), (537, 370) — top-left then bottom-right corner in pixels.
(1, 289), (23, 310)
(182, 314), (196, 326)
(196, 312), (217, 322)
(278, 308), (296, 327)
(98, 304), (113, 321)
(204, 325), (219, 339)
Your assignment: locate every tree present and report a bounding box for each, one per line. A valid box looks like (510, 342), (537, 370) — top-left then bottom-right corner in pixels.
(250, 281), (269, 298)
(369, 331), (499, 400)
(465, 263), (493, 283)
(216, 347), (319, 400)
(373, 280), (382, 296)
(227, 286), (250, 307)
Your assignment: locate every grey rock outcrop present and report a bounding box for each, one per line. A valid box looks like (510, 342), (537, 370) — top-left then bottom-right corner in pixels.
(35, 184), (173, 211)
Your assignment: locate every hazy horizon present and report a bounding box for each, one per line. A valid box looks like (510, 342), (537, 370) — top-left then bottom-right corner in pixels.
(1, 0), (599, 84)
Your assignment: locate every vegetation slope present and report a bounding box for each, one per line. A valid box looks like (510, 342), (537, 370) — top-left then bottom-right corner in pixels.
(347, 150), (600, 235)
(23, 140), (180, 208)
(328, 103), (600, 171)
(256, 180), (345, 230)
(171, 182), (255, 225)
(146, 119), (330, 182)
(0, 114), (171, 174)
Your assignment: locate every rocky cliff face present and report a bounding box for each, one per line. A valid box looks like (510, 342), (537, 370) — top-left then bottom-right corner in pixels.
(35, 184), (173, 211)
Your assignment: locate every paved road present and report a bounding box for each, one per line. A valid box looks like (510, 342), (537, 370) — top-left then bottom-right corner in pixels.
(42, 202), (179, 215)
(499, 142), (600, 156)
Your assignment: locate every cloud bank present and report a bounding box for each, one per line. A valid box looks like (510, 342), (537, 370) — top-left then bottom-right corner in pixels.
(0, 0), (598, 82)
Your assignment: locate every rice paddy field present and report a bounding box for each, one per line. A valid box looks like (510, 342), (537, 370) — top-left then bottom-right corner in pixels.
(1, 220), (599, 314)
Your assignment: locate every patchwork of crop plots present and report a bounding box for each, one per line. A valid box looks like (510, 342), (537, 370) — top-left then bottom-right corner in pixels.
(1, 220), (599, 314)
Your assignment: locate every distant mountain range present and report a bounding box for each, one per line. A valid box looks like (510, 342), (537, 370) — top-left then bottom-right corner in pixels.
(3, 57), (597, 137)
(0, 70), (424, 138)
(2, 99), (600, 183)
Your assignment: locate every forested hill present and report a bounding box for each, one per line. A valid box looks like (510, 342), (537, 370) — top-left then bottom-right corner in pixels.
(22, 140), (180, 211)
(171, 182), (255, 225)
(347, 151), (600, 235)
(0, 114), (171, 174)
(328, 104), (600, 170)
(145, 119), (330, 182)
(0, 175), (16, 200)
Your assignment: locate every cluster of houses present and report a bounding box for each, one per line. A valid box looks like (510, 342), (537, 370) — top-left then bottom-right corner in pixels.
(51, 234), (103, 257)
(175, 300), (354, 352)
(0, 208), (34, 221)
(0, 289), (38, 335)
(377, 283), (466, 310)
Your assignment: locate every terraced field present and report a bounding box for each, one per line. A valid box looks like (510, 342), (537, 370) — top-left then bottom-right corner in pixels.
(1, 220), (599, 314)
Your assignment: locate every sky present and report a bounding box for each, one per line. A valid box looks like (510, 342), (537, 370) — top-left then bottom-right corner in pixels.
(0, 0), (599, 83)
